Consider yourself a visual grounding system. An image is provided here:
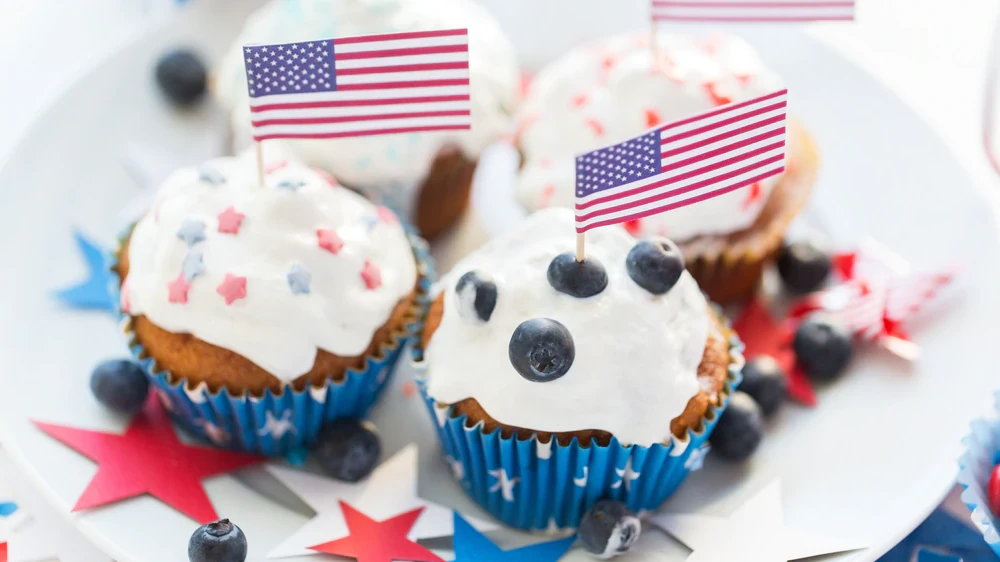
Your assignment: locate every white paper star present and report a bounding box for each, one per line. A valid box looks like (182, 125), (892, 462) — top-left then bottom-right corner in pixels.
(649, 480), (863, 562)
(488, 468), (519, 502)
(266, 444), (495, 559)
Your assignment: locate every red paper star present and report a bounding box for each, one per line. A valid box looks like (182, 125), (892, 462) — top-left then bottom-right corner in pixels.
(32, 394), (262, 523)
(0, 541), (7, 562)
(216, 273), (247, 305)
(317, 228), (344, 254)
(361, 260), (382, 290)
(309, 502), (444, 562)
(217, 206), (245, 235)
(733, 299), (816, 407)
(167, 273), (190, 304)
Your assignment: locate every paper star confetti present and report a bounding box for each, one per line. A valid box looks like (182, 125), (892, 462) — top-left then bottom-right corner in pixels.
(452, 512), (575, 562)
(733, 299), (815, 407)
(309, 502), (444, 562)
(32, 393), (263, 523)
(649, 480), (862, 562)
(266, 444), (495, 559)
(53, 230), (115, 312)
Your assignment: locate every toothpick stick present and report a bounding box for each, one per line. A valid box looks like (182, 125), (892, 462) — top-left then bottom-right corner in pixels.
(575, 232), (586, 262)
(255, 141), (265, 187)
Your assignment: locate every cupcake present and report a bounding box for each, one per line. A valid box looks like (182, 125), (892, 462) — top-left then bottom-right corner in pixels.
(113, 153), (431, 456)
(515, 32), (819, 304)
(413, 208), (743, 530)
(215, 0), (521, 240)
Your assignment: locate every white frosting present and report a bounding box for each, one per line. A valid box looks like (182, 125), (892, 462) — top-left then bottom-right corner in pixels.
(124, 153), (418, 382)
(216, 0), (521, 218)
(424, 208), (711, 447)
(516, 33), (786, 242)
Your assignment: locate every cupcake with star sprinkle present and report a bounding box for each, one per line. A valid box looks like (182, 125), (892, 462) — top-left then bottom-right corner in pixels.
(114, 152), (431, 456)
(214, 0), (520, 240)
(414, 208), (744, 530)
(515, 32), (819, 304)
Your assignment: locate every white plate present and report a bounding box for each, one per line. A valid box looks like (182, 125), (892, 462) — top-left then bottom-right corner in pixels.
(1, 1), (999, 561)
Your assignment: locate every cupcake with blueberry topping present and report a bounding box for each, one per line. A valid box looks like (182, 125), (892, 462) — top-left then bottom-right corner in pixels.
(414, 208), (743, 529)
(215, 0), (520, 240)
(114, 152), (431, 456)
(515, 32), (818, 304)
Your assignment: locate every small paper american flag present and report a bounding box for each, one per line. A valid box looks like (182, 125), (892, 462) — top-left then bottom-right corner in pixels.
(243, 29), (470, 141)
(575, 89), (787, 233)
(651, 0), (855, 22)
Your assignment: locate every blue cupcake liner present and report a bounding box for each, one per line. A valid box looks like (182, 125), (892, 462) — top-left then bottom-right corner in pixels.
(109, 227), (434, 457)
(413, 313), (744, 531)
(957, 390), (1000, 556)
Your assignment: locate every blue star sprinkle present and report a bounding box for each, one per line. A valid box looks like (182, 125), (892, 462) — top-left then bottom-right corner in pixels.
(176, 218), (206, 246)
(452, 512), (575, 562)
(198, 168), (226, 185)
(0, 502), (18, 517)
(276, 179), (306, 191)
(182, 247), (205, 281)
(287, 264), (311, 295)
(361, 215), (378, 233)
(53, 230), (115, 312)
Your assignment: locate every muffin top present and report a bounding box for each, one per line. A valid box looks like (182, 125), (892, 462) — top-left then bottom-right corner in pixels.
(216, 0), (520, 190)
(516, 32), (785, 242)
(122, 154), (418, 382)
(423, 208), (713, 447)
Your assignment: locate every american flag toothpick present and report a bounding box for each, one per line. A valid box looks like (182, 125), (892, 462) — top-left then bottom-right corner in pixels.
(573, 89), (787, 256)
(242, 28), (471, 185)
(650, 0), (856, 23)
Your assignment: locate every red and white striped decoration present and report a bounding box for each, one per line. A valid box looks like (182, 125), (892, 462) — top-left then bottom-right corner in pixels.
(651, 0), (855, 23)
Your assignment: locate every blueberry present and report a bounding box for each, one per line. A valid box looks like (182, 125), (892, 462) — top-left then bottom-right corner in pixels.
(579, 499), (641, 558)
(188, 519), (247, 562)
(455, 271), (497, 322)
(708, 392), (764, 462)
(90, 359), (149, 414)
(777, 238), (832, 293)
(793, 318), (853, 381)
(155, 49), (207, 107)
(739, 356), (787, 417)
(508, 318), (575, 382)
(626, 239), (685, 295)
(313, 420), (381, 482)
(547, 252), (608, 298)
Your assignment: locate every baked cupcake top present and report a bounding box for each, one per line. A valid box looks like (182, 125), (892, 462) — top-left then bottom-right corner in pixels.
(216, 0), (520, 189)
(516, 32), (785, 242)
(424, 208), (711, 447)
(122, 155), (418, 382)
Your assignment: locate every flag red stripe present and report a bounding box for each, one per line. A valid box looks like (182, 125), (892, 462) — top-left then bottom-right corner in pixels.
(337, 78), (470, 91)
(577, 168), (783, 233)
(333, 29), (467, 45)
(654, 15), (854, 21)
(250, 94), (470, 113)
(253, 124), (470, 141)
(252, 109), (469, 127)
(660, 101), (787, 145)
(334, 44), (468, 61)
(576, 154), (784, 219)
(336, 61), (469, 76)
(659, 89), (787, 132)
(661, 132), (784, 173)
(652, 1), (853, 7)
(661, 113), (786, 159)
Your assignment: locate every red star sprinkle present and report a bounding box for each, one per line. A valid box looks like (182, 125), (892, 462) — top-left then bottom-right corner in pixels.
(572, 92), (589, 108)
(309, 502), (444, 562)
(317, 228), (344, 254)
(376, 206), (398, 224)
(623, 219), (643, 237)
(600, 54), (616, 71)
(314, 167), (338, 187)
(539, 184), (556, 208)
(32, 394), (262, 523)
(736, 73), (756, 86)
(741, 182), (763, 210)
(645, 108), (662, 129)
(167, 273), (191, 305)
(584, 118), (605, 137)
(733, 299), (816, 407)
(265, 160), (288, 175)
(217, 206), (245, 235)
(703, 82), (732, 106)
(361, 260), (382, 290)
(120, 277), (131, 313)
(216, 274), (247, 305)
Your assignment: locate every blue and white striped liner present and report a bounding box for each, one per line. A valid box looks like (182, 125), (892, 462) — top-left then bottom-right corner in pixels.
(957, 390), (1000, 557)
(110, 228), (433, 457)
(414, 320), (744, 531)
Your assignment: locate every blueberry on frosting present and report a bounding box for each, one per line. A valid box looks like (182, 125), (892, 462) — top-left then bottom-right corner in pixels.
(626, 239), (685, 295)
(508, 318), (575, 382)
(547, 252), (608, 298)
(455, 271), (497, 322)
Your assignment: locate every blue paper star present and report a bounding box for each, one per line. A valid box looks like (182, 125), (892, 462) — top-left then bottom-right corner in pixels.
(880, 507), (989, 562)
(53, 230), (115, 312)
(452, 512), (575, 562)
(276, 179), (306, 191)
(198, 167), (226, 185)
(287, 264), (311, 295)
(183, 248), (205, 281)
(176, 218), (206, 246)
(0, 502), (17, 517)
